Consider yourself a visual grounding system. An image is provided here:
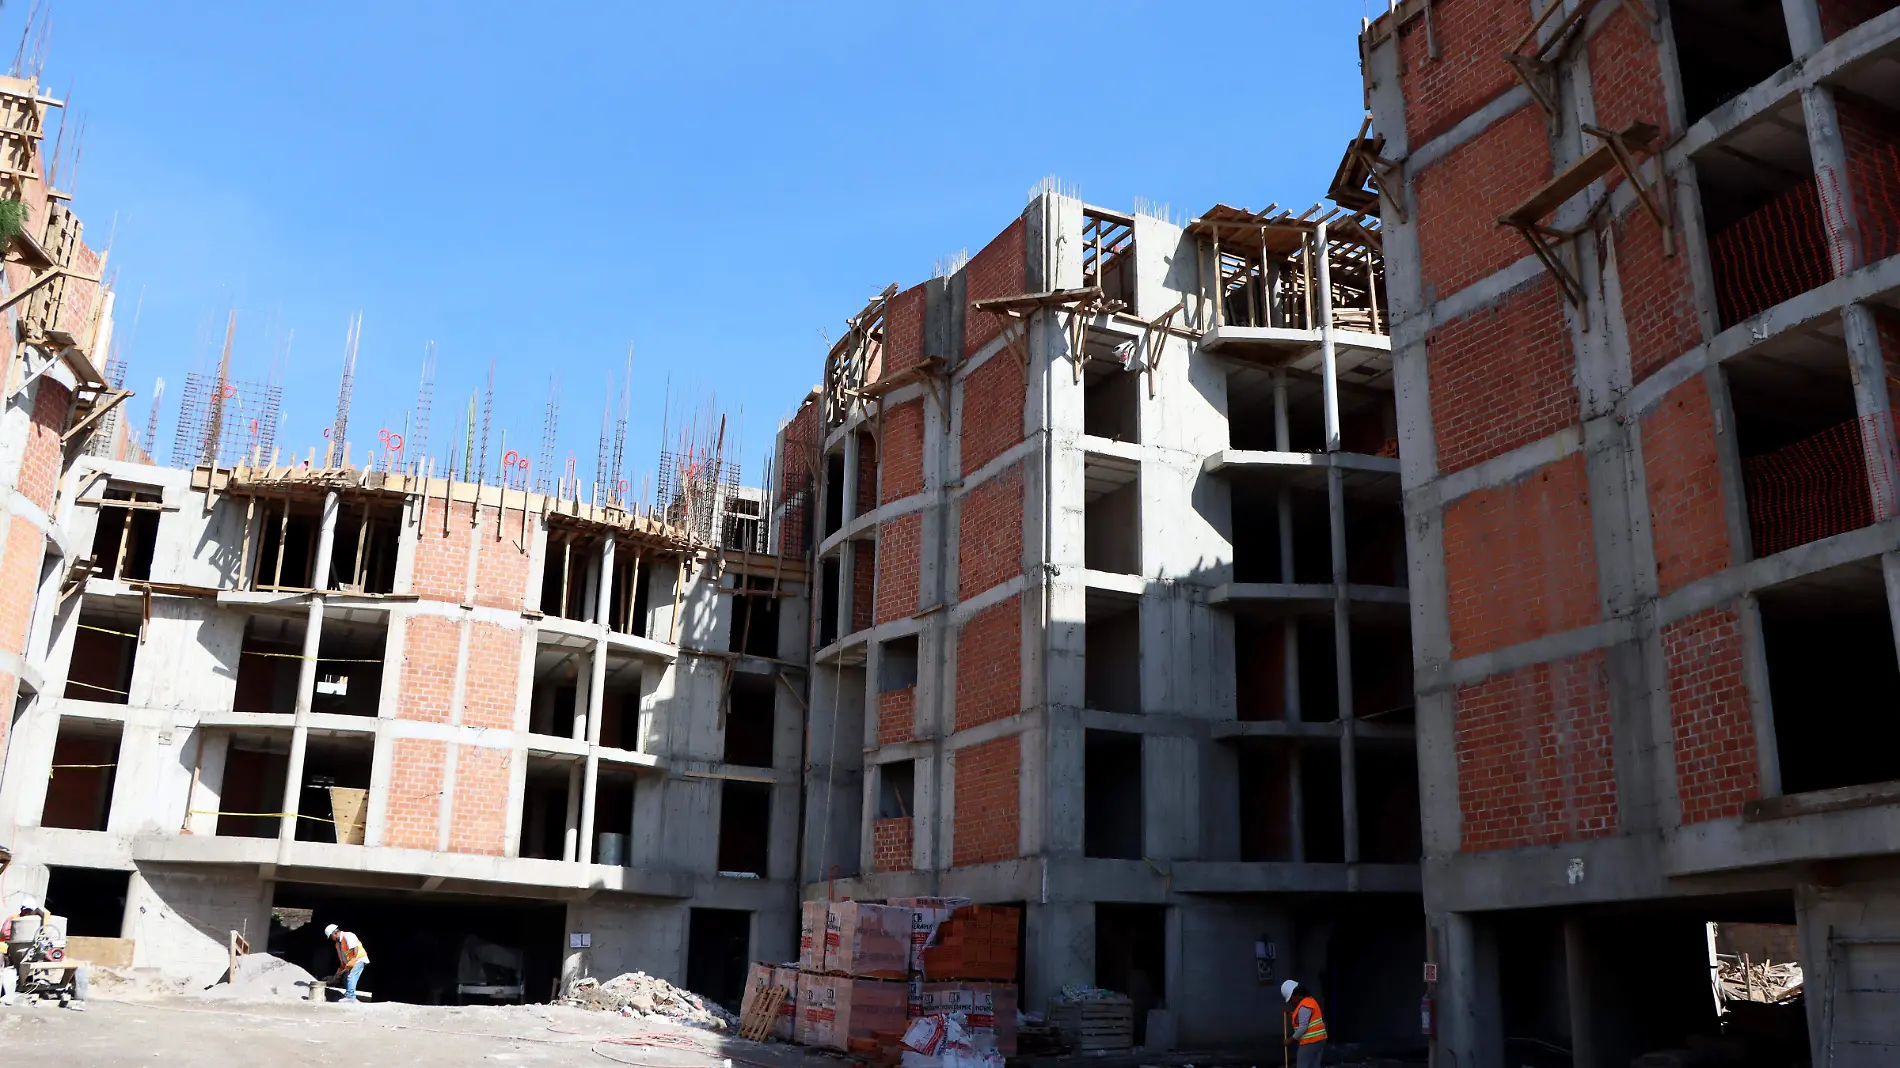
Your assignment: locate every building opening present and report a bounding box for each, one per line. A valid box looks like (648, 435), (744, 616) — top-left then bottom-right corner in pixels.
(686, 908), (752, 1013)
(66, 598), (139, 704)
(1084, 729), (1143, 860)
(294, 733), (373, 844)
(217, 733), (290, 838)
(1726, 343), (1872, 558)
(269, 883), (564, 1005)
(44, 865), (130, 936)
(599, 652), (643, 752)
(1355, 741), (1421, 863)
(819, 556), (841, 648)
(1692, 104), (1823, 327)
(528, 635), (586, 739)
(1301, 744), (1345, 863)
(878, 759), (915, 820)
(86, 484), (161, 582)
(718, 780), (771, 876)
(1228, 367), (1328, 453)
(879, 634), (919, 693)
(605, 543), (652, 638)
(724, 672), (777, 769)
(1229, 479), (1331, 584)
(722, 492), (766, 553)
(728, 574), (781, 658)
(1344, 496), (1406, 587)
(1083, 362), (1141, 444)
(327, 499), (401, 594)
(541, 529), (604, 622)
(1238, 740), (1296, 861)
(517, 756), (576, 861)
(1758, 560), (1900, 794)
(1083, 452), (1140, 575)
(1095, 903), (1165, 1045)
(1351, 617), (1414, 724)
(42, 718), (121, 831)
(824, 451), (847, 538)
(235, 613), (303, 714)
(248, 497), (323, 591)
(1085, 592), (1142, 715)
(1082, 208), (1136, 308)
(314, 609), (388, 718)
(1667, 0), (1794, 125)
(855, 429), (879, 521)
(595, 765), (637, 866)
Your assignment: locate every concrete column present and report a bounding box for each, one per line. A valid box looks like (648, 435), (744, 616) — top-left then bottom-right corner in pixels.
(1438, 912), (1504, 1068)
(1564, 918), (1599, 1068)
(1782, 0), (1825, 57)
(1839, 303), (1900, 669)
(1272, 368), (1304, 860)
(577, 536), (614, 865)
(1316, 223), (1341, 451)
(563, 764), (582, 862)
(1802, 85), (1863, 277)
(183, 728), (230, 835)
(277, 490), (339, 853)
(1317, 228), (1359, 863)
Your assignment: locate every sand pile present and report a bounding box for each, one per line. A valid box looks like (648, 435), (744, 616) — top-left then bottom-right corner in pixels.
(565, 971), (736, 1030)
(200, 953), (322, 1001)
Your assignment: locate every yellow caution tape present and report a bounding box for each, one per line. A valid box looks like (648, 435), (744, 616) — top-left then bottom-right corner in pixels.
(64, 679), (130, 696)
(79, 624), (381, 664)
(186, 809), (338, 825)
(78, 623), (141, 640)
(48, 763), (117, 778)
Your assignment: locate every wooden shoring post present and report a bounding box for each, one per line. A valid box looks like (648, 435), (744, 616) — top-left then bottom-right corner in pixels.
(1583, 122), (1673, 255)
(1302, 232), (1314, 329)
(1211, 231), (1224, 330)
(627, 548), (644, 635)
(113, 501), (133, 581)
(351, 501), (369, 592)
(1368, 244), (1384, 335)
(1423, 0), (1441, 59)
(560, 535), (573, 621)
(1143, 302), (1184, 398)
(272, 497), (290, 591)
(239, 496), (257, 591)
(1522, 225), (1586, 307)
(669, 555), (687, 646)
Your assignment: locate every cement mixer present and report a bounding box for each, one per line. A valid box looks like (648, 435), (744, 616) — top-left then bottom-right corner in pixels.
(4, 909), (87, 1008)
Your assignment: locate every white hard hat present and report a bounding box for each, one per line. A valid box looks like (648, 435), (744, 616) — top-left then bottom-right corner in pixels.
(324, 924), (338, 939)
(1280, 980), (1299, 1002)
(16, 898), (35, 912)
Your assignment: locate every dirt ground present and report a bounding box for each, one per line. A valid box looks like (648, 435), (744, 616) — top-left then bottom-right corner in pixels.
(0, 996), (843, 1068)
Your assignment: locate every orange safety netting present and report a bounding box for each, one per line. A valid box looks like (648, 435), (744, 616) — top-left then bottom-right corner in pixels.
(1849, 136), (1900, 267)
(1743, 412), (1900, 558)
(1709, 178), (1833, 330)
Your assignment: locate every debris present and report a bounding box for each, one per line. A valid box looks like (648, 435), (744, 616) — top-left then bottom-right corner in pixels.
(200, 952), (321, 1001)
(563, 971), (737, 1031)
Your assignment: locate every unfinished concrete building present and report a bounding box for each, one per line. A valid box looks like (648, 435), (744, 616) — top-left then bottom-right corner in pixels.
(777, 192), (1422, 1047)
(0, 444), (811, 1007)
(1361, 0), (1900, 1064)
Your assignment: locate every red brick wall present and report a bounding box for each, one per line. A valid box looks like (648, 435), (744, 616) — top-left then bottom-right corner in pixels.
(1838, 91), (1900, 266)
(1616, 204), (1701, 381)
(473, 505), (531, 611)
(878, 687), (914, 746)
(1643, 377), (1731, 596)
(449, 744), (511, 854)
(852, 541), (876, 635)
(0, 520), (43, 655)
(955, 596), (1020, 732)
(384, 738), (447, 849)
(959, 349), (1025, 477)
(1415, 107), (1553, 299)
(399, 616), (459, 723)
(1397, 0), (1532, 146)
(18, 379), (70, 512)
(778, 401), (822, 553)
(1455, 651), (1618, 852)
(882, 401), (925, 504)
(884, 285), (926, 382)
(1819, 0), (1895, 40)
(1587, 6), (1669, 141)
(872, 815), (913, 872)
(876, 512), (920, 624)
(0, 670), (13, 764)
(413, 500), (473, 602)
(1665, 606), (1759, 824)
(1445, 453), (1600, 659)
(963, 219), (1027, 358)
(464, 622), (522, 729)
(856, 434), (880, 517)
(953, 735), (1019, 866)
(957, 465), (1023, 599)
(1427, 276), (1576, 474)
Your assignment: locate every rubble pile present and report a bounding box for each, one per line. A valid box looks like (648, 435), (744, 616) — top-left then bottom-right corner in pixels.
(200, 953), (322, 1001)
(566, 971), (737, 1030)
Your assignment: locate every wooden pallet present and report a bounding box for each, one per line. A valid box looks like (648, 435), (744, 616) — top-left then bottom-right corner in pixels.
(1048, 998), (1134, 1052)
(740, 985), (787, 1042)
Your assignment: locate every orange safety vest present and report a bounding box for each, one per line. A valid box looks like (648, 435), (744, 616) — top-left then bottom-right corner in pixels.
(1292, 995), (1328, 1044)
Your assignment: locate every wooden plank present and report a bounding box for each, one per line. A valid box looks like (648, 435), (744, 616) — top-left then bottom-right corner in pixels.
(1500, 122), (1659, 228)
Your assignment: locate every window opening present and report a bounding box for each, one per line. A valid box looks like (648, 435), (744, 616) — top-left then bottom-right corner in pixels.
(86, 484), (161, 582)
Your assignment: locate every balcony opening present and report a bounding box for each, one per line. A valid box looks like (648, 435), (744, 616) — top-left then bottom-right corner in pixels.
(595, 766), (637, 866)
(1759, 560), (1900, 794)
(1230, 480), (1331, 584)
(328, 500), (401, 594)
(1694, 105), (1824, 328)
(235, 613), (304, 714)
(42, 717), (120, 830)
(517, 757), (575, 861)
(879, 634), (919, 693)
(824, 450), (847, 539)
(805, 663), (866, 878)
(1667, 0), (1794, 125)
(1351, 617), (1415, 724)
(1085, 592), (1142, 716)
(1723, 344), (1864, 558)
(1228, 367), (1325, 453)
(851, 541), (876, 636)
(218, 734), (289, 838)
(66, 599), (138, 704)
(718, 780), (772, 876)
(878, 759), (915, 820)
(86, 484), (160, 582)
(1082, 208), (1136, 309)
(1084, 729), (1143, 860)
(721, 490), (767, 554)
(249, 497), (323, 591)
(598, 653), (643, 752)
(728, 574), (781, 658)
(528, 639), (585, 739)
(1094, 903), (1166, 1045)
(45, 865), (129, 936)
(540, 530), (603, 622)
(1083, 362), (1142, 444)
(1344, 495), (1406, 586)
(724, 672), (777, 769)
(819, 556), (841, 648)
(294, 734), (373, 844)
(605, 548), (660, 640)
(855, 430), (879, 520)
(1235, 616), (1289, 721)
(1301, 744), (1345, 862)
(1083, 453), (1140, 575)
(1238, 741), (1296, 861)
(313, 610), (388, 718)
(686, 908), (753, 1014)
(1356, 741), (1422, 863)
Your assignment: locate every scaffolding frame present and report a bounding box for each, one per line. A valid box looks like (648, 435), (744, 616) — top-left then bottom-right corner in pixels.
(822, 283), (897, 428)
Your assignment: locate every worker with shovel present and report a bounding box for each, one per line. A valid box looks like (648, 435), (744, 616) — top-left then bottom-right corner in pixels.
(1280, 980), (1328, 1068)
(323, 924), (369, 1002)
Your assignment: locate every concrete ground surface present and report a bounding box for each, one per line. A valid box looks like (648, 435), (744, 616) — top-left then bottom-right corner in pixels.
(0, 997), (842, 1068)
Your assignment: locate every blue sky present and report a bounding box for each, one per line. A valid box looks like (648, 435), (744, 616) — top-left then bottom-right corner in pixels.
(42, 1), (1371, 494)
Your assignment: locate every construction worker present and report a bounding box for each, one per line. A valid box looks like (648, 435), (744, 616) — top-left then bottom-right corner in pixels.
(323, 923), (369, 1002)
(1280, 980), (1328, 1067)
(0, 898), (50, 1004)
